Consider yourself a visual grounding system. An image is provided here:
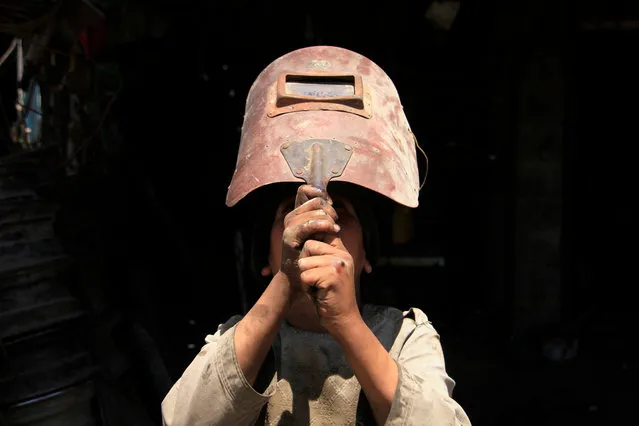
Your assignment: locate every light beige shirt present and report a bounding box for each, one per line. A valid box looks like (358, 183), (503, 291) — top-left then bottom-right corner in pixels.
(161, 305), (471, 425)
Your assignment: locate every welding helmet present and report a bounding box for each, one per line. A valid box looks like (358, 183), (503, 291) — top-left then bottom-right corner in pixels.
(226, 45), (422, 209)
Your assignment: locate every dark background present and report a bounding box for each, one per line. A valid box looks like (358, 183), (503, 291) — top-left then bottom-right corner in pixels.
(0, 0), (637, 425)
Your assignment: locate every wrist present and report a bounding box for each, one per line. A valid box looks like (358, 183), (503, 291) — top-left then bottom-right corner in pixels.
(245, 271), (295, 327)
(270, 271), (296, 309)
(326, 310), (366, 344)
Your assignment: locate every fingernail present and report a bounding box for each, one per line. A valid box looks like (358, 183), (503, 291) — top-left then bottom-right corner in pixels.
(333, 224), (341, 232)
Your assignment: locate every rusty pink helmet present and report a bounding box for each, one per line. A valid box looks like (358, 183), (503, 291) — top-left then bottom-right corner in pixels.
(226, 45), (422, 208)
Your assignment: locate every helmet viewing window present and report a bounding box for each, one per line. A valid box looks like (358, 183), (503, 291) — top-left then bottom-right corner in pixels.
(267, 72), (372, 118)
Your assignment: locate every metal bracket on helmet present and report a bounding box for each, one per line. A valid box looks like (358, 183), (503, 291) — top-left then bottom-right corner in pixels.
(280, 139), (353, 192)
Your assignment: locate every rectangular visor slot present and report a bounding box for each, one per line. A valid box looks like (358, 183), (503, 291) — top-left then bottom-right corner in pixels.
(285, 75), (355, 97)
(275, 73), (366, 110)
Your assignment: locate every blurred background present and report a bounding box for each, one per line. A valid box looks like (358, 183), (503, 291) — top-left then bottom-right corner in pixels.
(0, 0), (636, 425)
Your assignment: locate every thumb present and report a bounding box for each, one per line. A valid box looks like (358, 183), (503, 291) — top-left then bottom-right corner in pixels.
(324, 233), (347, 251)
(295, 184), (329, 208)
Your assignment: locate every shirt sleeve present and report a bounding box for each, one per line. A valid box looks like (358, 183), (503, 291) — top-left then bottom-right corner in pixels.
(386, 308), (471, 425)
(161, 315), (277, 426)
